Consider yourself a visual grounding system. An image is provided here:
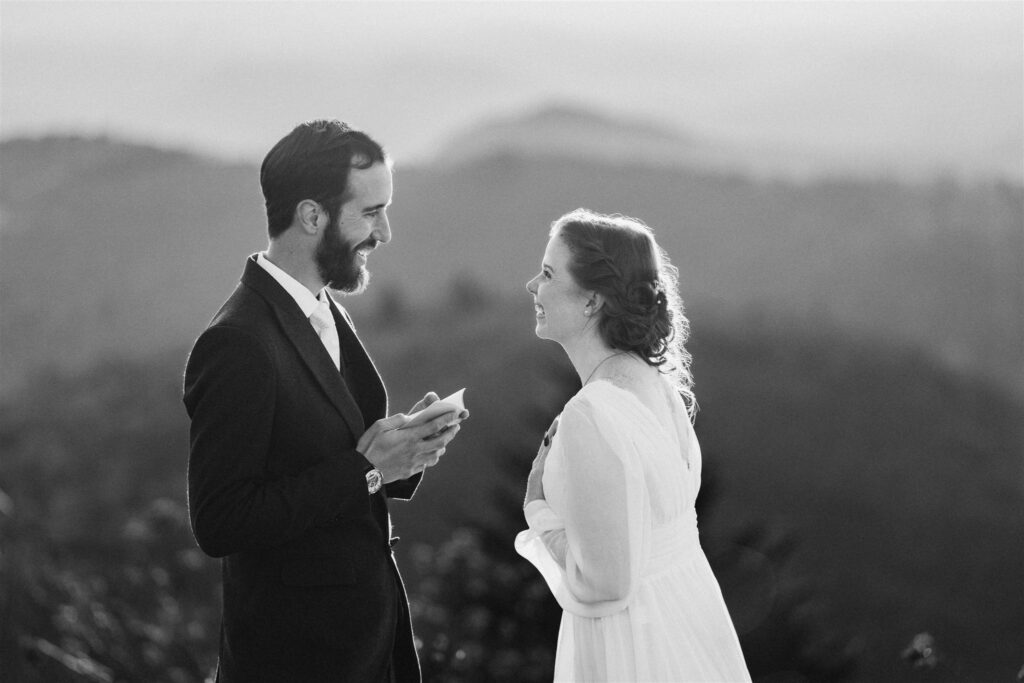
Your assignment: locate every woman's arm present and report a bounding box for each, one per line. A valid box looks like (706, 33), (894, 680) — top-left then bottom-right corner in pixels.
(515, 396), (647, 616)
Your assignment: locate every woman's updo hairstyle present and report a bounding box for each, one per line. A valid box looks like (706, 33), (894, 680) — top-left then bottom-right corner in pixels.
(552, 208), (697, 419)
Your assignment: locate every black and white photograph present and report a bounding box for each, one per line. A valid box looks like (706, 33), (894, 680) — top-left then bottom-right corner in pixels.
(1, 1), (1021, 682)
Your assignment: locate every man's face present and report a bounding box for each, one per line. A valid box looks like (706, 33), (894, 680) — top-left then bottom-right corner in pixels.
(315, 162), (393, 292)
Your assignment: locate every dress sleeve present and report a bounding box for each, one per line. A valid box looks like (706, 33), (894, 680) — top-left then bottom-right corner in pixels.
(515, 395), (648, 618)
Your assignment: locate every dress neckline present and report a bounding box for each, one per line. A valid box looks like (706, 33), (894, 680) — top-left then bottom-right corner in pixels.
(582, 379), (693, 471)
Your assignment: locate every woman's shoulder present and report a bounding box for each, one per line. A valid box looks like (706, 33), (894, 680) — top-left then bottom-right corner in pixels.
(561, 381), (646, 435)
(566, 380), (623, 413)
(579, 369), (664, 407)
(556, 383), (665, 478)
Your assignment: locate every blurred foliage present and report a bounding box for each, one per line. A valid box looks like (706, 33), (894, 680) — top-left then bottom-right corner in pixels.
(1, 299), (1022, 681)
(2, 498), (219, 682)
(901, 633), (941, 671)
(408, 357), (575, 682)
(410, 528), (558, 682)
(0, 352), (220, 682)
(696, 463), (859, 681)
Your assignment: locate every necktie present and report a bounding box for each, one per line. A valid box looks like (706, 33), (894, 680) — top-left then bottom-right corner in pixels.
(309, 296), (341, 371)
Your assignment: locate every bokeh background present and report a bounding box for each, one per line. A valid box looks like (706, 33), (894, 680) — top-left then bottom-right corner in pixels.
(1, 2), (1022, 681)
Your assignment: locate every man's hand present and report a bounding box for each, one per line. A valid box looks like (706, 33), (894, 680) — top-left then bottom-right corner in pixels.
(357, 393), (469, 483)
(408, 392), (439, 415)
(405, 390), (470, 430)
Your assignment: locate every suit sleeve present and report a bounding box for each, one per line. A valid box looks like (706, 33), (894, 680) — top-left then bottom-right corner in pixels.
(183, 325), (371, 558)
(384, 473), (421, 501)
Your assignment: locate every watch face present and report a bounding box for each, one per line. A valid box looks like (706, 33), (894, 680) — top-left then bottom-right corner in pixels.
(366, 469), (383, 493)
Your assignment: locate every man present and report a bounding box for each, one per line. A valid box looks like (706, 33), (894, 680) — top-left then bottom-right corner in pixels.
(183, 119), (465, 682)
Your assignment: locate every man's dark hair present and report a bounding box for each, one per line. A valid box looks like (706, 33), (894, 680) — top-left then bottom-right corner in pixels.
(260, 119), (388, 238)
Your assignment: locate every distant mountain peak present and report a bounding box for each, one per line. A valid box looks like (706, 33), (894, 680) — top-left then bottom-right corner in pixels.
(435, 101), (715, 170)
(431, 101), (1024, 183)
(507, 102), (692, 144)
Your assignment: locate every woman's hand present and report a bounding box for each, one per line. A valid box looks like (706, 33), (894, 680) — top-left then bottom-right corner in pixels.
(524, 417), (559, 506)
(524, 451), (547, 505)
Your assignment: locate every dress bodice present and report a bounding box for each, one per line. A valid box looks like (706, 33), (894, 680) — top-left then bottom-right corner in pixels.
(543, 380), (702, 531)
(515, 379), (751, 682)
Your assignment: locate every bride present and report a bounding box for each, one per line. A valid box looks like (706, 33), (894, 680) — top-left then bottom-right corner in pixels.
(515, 208), (751, 682)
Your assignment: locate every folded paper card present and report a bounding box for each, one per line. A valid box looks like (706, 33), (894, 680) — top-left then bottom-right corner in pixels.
(402, 388), (466, 429)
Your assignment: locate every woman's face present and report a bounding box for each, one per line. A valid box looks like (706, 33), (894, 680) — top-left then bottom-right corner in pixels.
(526, 232), (591, 344)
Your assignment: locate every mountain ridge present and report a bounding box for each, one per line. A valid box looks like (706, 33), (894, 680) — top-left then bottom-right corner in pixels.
(1, 135), (1021, 399)
(427, 102), (1024, 183)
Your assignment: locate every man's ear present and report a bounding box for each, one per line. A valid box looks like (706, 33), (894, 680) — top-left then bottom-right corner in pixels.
(296, 200), (322, 235)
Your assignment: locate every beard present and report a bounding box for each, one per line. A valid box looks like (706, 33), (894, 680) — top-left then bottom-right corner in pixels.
(315, 223), (377, 293)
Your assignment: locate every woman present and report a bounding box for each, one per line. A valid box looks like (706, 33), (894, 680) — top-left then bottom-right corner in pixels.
(515, 208), (751, 682)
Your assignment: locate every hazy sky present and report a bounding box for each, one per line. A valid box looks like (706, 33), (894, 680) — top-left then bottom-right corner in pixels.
(2, 1), (1022, 178)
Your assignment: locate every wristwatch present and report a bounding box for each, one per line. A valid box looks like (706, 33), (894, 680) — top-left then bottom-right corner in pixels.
(365, 468), (383, 494)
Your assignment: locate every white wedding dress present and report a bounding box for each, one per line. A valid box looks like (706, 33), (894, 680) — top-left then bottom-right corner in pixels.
(515, 380), (751, 682)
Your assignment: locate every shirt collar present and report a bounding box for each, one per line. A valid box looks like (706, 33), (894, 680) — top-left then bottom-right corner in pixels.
(256, 252), (329, 319)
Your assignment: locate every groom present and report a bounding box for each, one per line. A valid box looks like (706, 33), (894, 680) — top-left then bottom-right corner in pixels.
(183, 119), (465, 682)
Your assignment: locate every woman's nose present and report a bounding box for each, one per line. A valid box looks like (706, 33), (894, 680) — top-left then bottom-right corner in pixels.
(526, 275), (538, 293)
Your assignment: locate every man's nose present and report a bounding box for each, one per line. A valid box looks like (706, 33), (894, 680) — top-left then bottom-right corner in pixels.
(374, 214), (391, 244)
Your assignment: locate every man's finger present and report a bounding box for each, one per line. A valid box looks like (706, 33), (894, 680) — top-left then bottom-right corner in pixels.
(357, 419), (384, 452)
(421, 423), (460, 447)
(360, 413), (411, 453)
(408, 410), (460, 440)
(378, 413), (410, 431)
(409, 392), (440, 414)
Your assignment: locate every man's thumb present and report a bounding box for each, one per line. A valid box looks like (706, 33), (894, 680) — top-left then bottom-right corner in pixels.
(379, 413), (410, 431)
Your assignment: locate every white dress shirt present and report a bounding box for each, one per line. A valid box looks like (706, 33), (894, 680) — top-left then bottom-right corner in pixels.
(256, 253), (341, 369)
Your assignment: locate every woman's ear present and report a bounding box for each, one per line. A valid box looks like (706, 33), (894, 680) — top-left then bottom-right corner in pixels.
(296, 200), (322, 235)
(587, 292), (605, 314)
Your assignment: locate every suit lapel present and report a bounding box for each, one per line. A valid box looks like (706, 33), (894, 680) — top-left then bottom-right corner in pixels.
(240, 257), (367, 437)
(328, 295), (388, 422)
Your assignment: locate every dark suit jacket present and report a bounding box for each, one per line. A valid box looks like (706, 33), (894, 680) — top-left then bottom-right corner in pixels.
(183, 256), (421, 682)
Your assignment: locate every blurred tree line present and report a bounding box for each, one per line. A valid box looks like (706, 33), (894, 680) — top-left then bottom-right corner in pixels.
(0, 353), (219, 682)
(2, 291), (1022, 681)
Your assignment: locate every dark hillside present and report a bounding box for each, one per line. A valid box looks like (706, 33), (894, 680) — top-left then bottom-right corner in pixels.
(2, 136), (1021, 399)
(1, 297), (1021, 679)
